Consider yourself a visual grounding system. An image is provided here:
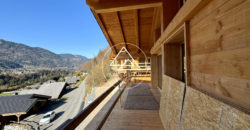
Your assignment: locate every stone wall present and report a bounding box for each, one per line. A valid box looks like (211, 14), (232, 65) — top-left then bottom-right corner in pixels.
(160, 75), (185, 129)
(159, 76), (250, 130)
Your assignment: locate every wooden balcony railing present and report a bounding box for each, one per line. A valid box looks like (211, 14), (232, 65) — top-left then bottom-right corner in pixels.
(56, 79), (125, 130)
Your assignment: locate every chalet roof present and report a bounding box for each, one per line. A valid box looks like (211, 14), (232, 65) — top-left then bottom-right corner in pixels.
(38, 82), (66, 99)
(87, 0), (162, 57)
(65, 76), (79, 84)
(0, 94), (50, 116)
(20, 82), (66, 100)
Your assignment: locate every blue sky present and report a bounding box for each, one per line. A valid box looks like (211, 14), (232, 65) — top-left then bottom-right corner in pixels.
(0, 0), (108, 58)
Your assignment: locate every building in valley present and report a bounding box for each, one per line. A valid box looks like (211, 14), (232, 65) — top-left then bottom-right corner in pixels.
(65, 76), (80, 84)
(0, 94), (50, 123)
(20, 82), (66, 100)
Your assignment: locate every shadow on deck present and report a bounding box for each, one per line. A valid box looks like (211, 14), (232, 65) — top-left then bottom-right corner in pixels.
(77, 82), (164, 130)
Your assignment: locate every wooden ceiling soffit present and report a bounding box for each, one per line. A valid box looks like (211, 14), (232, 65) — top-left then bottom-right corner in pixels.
(115, 53), (151, 59)
(86, 0), (162, 13)
(138, 8), (155, 55)
(91, 9), (118, 54)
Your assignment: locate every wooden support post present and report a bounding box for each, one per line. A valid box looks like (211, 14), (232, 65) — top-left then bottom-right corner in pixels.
(151, 55), (158, 89)
(151, 7), (162, 43)
(16, 114), (21, 122)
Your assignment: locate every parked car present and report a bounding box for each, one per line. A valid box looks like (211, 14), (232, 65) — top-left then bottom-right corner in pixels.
(39, 111), (56, 125)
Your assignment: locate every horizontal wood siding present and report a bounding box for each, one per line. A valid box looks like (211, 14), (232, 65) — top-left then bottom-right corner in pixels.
(189, 0), (250, 110)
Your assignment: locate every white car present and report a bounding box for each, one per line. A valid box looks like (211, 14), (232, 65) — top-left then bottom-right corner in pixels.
(39, 111), (56, 125)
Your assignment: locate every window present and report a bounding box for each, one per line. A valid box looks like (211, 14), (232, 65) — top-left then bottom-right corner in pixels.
(164, 43), (182, 81)
(157, 55), (162, 89)
(181, 43), (186, 82)
(163, 23), (189, 83)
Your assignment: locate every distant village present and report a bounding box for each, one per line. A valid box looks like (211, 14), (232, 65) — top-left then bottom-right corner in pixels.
(0, 67), (75, 75)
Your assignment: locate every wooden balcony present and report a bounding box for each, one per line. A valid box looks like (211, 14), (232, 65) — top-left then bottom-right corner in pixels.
(76, 82), (163, 130)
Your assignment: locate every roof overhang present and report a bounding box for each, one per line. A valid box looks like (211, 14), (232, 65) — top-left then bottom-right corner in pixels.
(87, 0), (162, 57)
(87, 0), (161, 13)
(2, 112), (26, 117)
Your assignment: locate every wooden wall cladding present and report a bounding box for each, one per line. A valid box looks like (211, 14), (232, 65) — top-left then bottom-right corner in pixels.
(159, 75), (185, 129)
(189, 0), (250, 110)
(181, 86), (250, 130)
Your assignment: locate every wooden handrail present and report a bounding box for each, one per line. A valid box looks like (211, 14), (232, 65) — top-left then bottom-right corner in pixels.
(96, 84), (126, 130)
(56, 79), (123, 130)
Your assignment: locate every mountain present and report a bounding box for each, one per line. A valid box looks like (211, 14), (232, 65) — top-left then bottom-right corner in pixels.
(0, 39), (90, 69)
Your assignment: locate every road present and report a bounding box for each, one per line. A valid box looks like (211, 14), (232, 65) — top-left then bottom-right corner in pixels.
(22, 80), (86, 130)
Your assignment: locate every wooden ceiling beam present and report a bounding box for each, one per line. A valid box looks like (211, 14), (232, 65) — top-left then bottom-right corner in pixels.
(2, 112), (26, 117)
(151, 8), (157, 44)
(116, 12), (128, 50)
(91, 9), (118, 54)
(135, 10), (140, 53)
(114, 53), (151, 59)
(151, 7), (161, 43)
(86, 0), (162, 13)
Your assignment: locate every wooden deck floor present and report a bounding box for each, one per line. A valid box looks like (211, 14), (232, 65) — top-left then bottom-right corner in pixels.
(102, 83), (164, 130)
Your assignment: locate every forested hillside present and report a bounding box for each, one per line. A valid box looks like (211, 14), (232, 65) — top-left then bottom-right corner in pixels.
(0, 39), (90, 69)
(81, 47), (114, 94)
